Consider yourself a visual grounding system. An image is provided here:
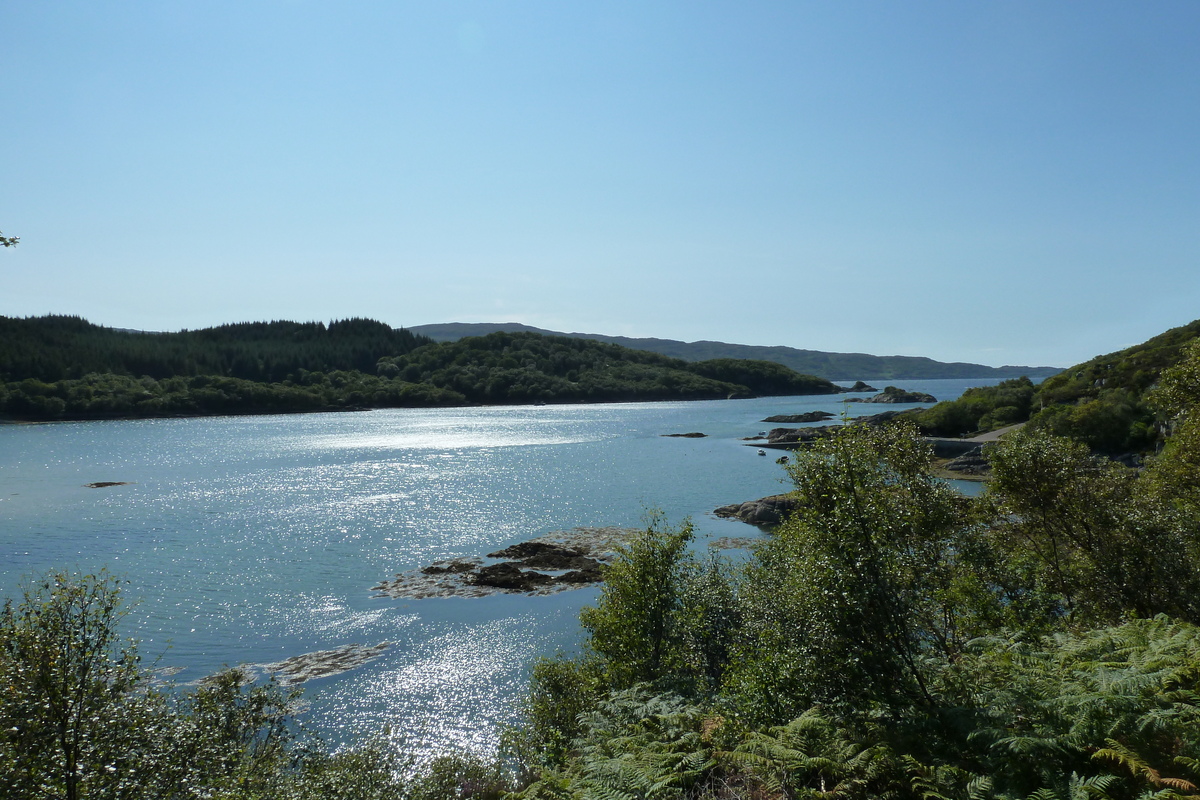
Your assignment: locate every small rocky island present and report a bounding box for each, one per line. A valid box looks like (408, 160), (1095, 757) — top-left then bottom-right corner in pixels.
(843, 385), (937, 404)
(761, 411), (835, 423)
(371, 526), (641, 599)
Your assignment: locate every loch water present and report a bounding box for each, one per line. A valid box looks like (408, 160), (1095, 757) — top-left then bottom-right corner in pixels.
(0, 379), (994, 758)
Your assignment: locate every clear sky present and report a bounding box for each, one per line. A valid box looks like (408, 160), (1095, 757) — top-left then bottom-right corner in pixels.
(2, 2), (1198, 368)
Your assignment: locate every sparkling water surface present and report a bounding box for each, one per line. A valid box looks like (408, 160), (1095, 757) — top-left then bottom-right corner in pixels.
(0, 380), (993, 757)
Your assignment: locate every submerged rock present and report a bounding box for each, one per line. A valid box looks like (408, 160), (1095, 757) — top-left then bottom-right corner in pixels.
(707, 536), (759, 550)
(662, 432), (707, 438)
(765, 426), (832, 444)
(85, 481), (132, 488)
(556, 565), (604, 583)
(260, 642), (391, 685)
(765, 411), (909, 446)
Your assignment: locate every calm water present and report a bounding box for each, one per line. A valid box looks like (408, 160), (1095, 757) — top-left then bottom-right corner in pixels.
(0, 379), (992, 757)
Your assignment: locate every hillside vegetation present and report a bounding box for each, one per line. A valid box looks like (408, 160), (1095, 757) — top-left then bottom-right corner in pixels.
(912, 318), (1200, 454)
(378, 332), (839, 405)
(0, 316), (840, 420)
(410, 322), (1063, 381)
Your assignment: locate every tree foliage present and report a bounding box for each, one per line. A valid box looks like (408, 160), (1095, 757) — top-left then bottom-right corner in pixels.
(580, 516), (697, 690)
(727, 423), (975, 719)
(984, 430), (1200, 624)
(0, 571), (143, 800)
(0, 315), (432, 384)
(912, 377), (1036, 437)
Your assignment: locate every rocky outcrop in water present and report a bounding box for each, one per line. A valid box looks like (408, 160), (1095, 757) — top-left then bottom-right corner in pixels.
(371, 526), (639, 599)
(942, 447), (989, 476)
(714, 494), (801, 526)
(844, 386), (937, 404)
(662, 432), (707, 437)
(762, 411), (835, 423)
(421, 559), (477, 575)
(765, 426), (833, 445)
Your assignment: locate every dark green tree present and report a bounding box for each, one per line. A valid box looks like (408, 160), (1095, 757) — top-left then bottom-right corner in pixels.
(0, 571), (145, 800)
(579, 516), (696, 689)
(985, 430), (1200, 624)
(728, 422), (973, 721)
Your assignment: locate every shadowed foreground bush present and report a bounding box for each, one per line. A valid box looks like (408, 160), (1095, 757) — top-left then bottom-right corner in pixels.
(0, 570), (515, 800)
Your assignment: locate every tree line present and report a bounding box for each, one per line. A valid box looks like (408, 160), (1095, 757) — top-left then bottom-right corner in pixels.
(0, 318), (842, 420)
(0, 315), (433, 383)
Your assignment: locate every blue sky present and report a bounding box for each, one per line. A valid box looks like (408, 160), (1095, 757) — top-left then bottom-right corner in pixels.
(2, 2), (1198, 368)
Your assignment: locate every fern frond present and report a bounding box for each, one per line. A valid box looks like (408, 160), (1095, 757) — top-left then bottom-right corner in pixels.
(1022, 789), (1063, 800)
(1093, 738), (1198, 793)
(965, 774), (995, 800)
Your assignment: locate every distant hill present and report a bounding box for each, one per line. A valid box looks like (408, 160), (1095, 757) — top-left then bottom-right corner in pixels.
(409, 322), (1062, 381)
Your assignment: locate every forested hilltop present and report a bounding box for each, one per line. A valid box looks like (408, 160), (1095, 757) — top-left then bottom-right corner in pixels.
(410, 322), (1063, 381)
(6, 327), (1200, 799)
(911, 317), (1200, 455)
(0, 315), (433, 383)
(0, 316), (840, 420)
